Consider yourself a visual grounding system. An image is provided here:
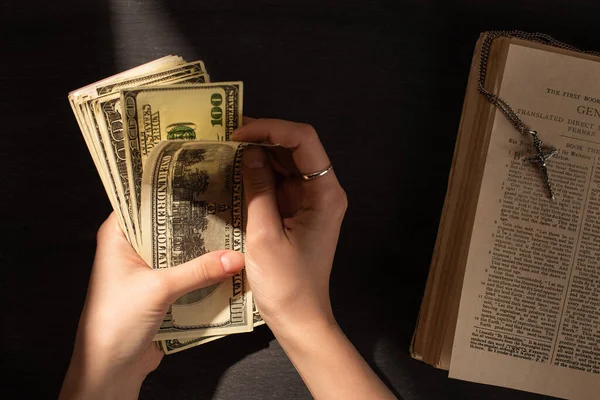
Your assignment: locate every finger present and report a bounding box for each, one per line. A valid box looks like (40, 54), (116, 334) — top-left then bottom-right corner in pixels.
(95, 212), (143, 268)
(266, 146), (296, 177)
(232, 119), (334, 186)
(242, 116), (257, 125)
(242, 146), (282, 234)
(158, 250), (245, 302)
(97, 212), (127, 242)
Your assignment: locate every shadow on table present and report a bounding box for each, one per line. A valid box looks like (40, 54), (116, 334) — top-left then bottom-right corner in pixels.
(142, 328), (273, 399)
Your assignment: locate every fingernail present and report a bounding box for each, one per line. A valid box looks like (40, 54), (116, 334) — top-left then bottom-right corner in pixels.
(231, 130), (241, 139)
(221, 253), (241, 274)
(243, 147), (265, 168)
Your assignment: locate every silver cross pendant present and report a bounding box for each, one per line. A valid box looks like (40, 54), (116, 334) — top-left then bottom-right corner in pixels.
(523, 130), (558, 200)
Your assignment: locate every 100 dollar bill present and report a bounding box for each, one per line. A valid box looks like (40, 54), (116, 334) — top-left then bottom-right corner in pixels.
(141, 140), (252, 340)
(69, 56), (190, 248)
(122, 82), (243, 241)
(92, 69), (210, 248)
(159, 299), (265, 354)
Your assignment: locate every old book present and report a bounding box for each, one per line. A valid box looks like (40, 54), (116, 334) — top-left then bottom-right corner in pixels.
(411, 32), (600, 399)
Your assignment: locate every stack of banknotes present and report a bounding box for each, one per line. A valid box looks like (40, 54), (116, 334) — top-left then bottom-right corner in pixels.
(69, 56), (263, 354)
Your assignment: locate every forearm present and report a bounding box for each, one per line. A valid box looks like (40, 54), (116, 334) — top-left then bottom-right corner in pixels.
(59, 353), (144, 400)
(273, 321), (396, 400)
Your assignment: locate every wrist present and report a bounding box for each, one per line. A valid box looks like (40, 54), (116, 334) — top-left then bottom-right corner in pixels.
(270, 316), (396, 400)
(260, 297), (337, 336)
(59, 350), (146, 400)
(270, 313), (341, 352)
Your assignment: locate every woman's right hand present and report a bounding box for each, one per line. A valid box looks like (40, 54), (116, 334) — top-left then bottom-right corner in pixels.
(233, 119), (395, 400)
(232, 118), (348, 335)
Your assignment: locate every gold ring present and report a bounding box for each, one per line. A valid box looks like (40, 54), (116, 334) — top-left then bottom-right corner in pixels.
(301, 164), (333, 181)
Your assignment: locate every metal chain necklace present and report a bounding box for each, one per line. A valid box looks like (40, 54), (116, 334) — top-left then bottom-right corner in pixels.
(478, 30), (600, 200)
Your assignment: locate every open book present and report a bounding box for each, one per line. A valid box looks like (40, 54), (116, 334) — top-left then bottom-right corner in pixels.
(411, 33), (600, 399)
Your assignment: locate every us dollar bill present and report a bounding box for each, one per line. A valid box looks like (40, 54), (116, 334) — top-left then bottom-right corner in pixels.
(122, 82), (243, 245)
(68, 55), (187, 179)
(141, 140), (252, 340)
(158, 300), (265, 354)
(69, 56), (193, 247)
(92, 69), (209, 246)
(89, 62), (208, 247)
(95, 60), (208, 96)
(71, 93), (137, 244)
(159, 335), (225, 355)
(68, 100), (132, 242)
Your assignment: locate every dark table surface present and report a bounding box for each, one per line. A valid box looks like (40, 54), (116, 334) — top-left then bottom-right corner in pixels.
(2, 1), (600, 399)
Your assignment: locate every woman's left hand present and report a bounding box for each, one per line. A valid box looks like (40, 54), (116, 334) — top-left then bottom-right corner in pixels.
(59, 213), (245, 400)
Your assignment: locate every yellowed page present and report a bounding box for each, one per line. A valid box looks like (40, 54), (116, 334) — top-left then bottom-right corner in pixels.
(450, 43), (600, 399)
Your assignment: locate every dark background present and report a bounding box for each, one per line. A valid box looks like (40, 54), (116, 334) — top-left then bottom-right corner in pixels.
(2, 1), (599, 399)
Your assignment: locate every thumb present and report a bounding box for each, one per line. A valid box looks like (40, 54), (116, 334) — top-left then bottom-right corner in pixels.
(157, 250), (245, 303)
(242, 146), (282, 233)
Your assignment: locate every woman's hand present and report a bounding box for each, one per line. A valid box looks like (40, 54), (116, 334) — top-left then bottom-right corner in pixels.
(59, 213), (245, 400)
(232, 118), (348, 334)
(234, 119), (395, 399)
